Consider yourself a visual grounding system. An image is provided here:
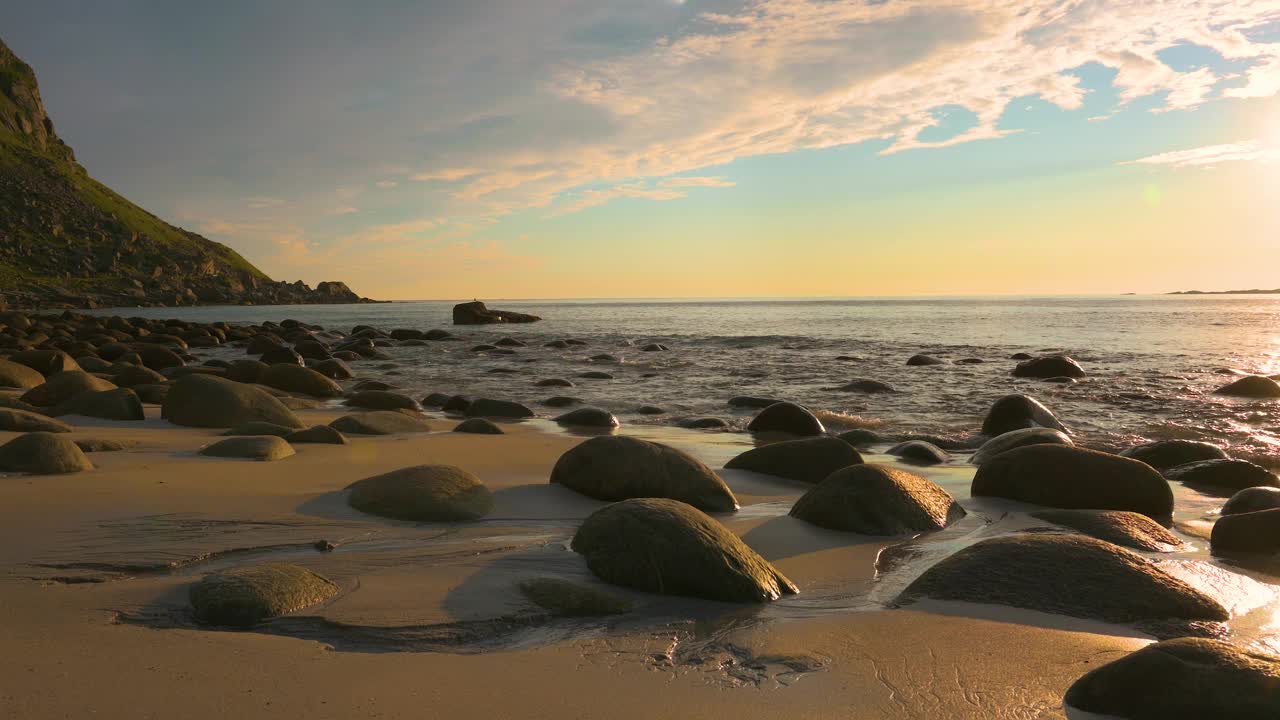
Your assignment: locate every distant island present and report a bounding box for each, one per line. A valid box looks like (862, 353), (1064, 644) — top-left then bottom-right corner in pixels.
(0, 38), (377, 310)
(1168, 289), (1280, 295)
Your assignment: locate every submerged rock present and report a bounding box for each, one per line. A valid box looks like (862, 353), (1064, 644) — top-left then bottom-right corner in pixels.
(199, 436), (295, 461)
(886, 440), (948, 465)
(1221, 487), (1280, 516)
(347, 464), (494, 521)
(1012, 355), (1086, 379)
(536, 378), (574, 388)
(1030, 509), (1182, 552)
(725, 436), (863, 484)
(552, 436), (737, 512)
(790, 465), (965, 534)
(980, 394), (1068, 437)
(835, 379), (896, 393)
(554, 407), (619, 428)
(1165, 459), (1279, 492)
(453, 418), (504, 435)
(0, 408), (70, 433)
(728, 396), (783, 409)
(746, 401), (825, 436)
(0, 432), (93, 474)
(329, 411), (433, 435)
(972, 445), (1173, 519)
(897, 534), (1227, 624)
(1064, 638), (1280, 720)
(906, 354), (946, 366)
(162, 375), (303, 429)
(190, 564), (338, 627)
(971, 427), (1073, 465)
(518, 578), (632, 617)
(676, 417), (729, 430)
(1211, 508), (1280, 557)
(1215, 375), (1280, 398)
(1120, 439), (1228, 471)
(571, 498), (797, 603)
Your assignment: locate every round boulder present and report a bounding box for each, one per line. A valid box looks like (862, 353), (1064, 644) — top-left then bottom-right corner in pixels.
(465, 398), (534, 419)
(897, 534), (1227, 624)
(1064, 638), (1280, 720)
(836, 379), (896, 393)
(7, 349), (80, 376)
(224, 359), (269, 384)
(972, 445), (1173, 519)
(329, 411), (433, 435)
(676, 417), (729, 429)
(554, 407), (619, 428)
(111, 364), (167, 387)
(551, 435), (737, 512)
(746, 401), (824, 436)
(571, 498), (797, 603)
(0, 359), (44, 389)
(1221, 487), (1280, 516)
(1215, 375), (1280, 398)
(1030, 509), (1182, 551)
(223, 421), (295, 437)
(54, 388), (145, 421)
(536, 378), (574, 388)
(518, 578), (632, 616)
(20, 371), (117, 407)
(308, 358), (353, 380)
(981, 394), (1068, 437)
(161, 375), (303, 429)
(285, 425), (348, 445)
(347, 464), (494, 522)
(971, 427), (1073, 465)
(1165, 459), (1279, 493)
(886, 440), (948, 465)
(1210, 508), (1280, 557)
(1119, 439), (1228, 471)
(0, 432), (94, 474)
(344, 390), (422, 412)
(259, 364), (343, 398)
(1012, 355), (1086, 379)
(199, 436), (296, 461)
(789, 464), (965, 534)
(190, 564), (337, 627)
(725, 436), (863, 484)
(453, 418), (504, 435)
(906, 354), (945, 366)
(0, 408), (71, 433)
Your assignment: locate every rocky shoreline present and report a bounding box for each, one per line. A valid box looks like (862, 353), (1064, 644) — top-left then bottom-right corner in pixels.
(1, 307), (1278, 717)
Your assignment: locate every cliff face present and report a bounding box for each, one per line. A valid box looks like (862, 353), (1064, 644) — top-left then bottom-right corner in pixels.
(0, 38), (376, 309)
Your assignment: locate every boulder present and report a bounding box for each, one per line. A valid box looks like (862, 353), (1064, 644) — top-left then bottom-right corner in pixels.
(453, 418), (504, 435)
(0, 432), (94, 474)
(554, 407), (619, 428)
(7, 349), (80, 376)
(161, 374), (303, 429)
(132, 384), (170, 405)
(74, 438), (135, 453)
(727, 396), (783, 409)
(54, 388), (145, 421)
(578, 371), (614, 380)
(344, 390), (421, 412)
(329, 411), (433, 435)
(897, 534), (1227, 624)
(1221, 487), (1280, 516)
(1120, 439), (1228, 471)
(641, 343), (668, 352)
(535, 378), (574, 388)
(189, 564), (337, 627)
(971, 427), (1073, 465)
(972, 445), (1173, 519)
(676, 417), (730, 429)
(0, 408), (71, 433)
(1030, 509), (1182, 551)
(20, 371), (117, 407)
(224, 359), (269, 384)
(285, 425), (348, 445)
(421, 392), (451, 407)
(1211, 508), (1280, 556)
(111, 364), (167, 387)
(1012, 355), (1086, 379)
(635, 405), (665, 415)
(906, 354), (946, 366)
(259, 364), (343, 398)
(725, 436), (863, 484)
(199, 436), (295, 461)
(981, 394), (1068, 437)
(452, 301), (541, 325)
(886, 440), (948, 465)
(465, 398), (535, 419)
(1165, 459), (1279, 492)
(134, 344), (185, 371)
(347, 464), (494, 521)
(259, 346), (304, 366)
(223, 421), (295, 437)
(835, 379), (896, 393)
(746, 401), (824, 436)
(0, 359), (43, 389)
(1064, 638), (1280, 720)
(442, 395), (472, 413)
(571, 498), (797, 602)
(542, 396), (581, 408)
(518, 578), (632, 616)
(837, 429), (884, 447)
(552, 436), (737, 512)
(789, 464), (965, 534)
(1215, 375), (1280, 398)
(308, 358), (353, 380)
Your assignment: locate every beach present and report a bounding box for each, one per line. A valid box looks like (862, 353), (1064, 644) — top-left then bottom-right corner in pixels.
(0, 303), (1278, 719)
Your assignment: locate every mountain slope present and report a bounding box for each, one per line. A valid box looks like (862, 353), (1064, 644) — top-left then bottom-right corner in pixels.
(0, 38), (374, 309)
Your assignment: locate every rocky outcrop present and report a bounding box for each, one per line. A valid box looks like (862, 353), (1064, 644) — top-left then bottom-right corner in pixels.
(452, 301), (541, 325)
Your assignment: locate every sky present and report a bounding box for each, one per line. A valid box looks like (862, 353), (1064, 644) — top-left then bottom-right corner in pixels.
(5, 0), (1280, 300)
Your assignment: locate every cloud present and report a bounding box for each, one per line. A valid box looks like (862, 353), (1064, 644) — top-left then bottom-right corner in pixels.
(328, 206), (360, 215)
(375, 180), (399, 189)
(546, 174), (737, 217)
(658, 176), (736, 188)
(410, 167), (481, 183)
(245, 196), (285, 209)
(1123, 139), (1280, 167)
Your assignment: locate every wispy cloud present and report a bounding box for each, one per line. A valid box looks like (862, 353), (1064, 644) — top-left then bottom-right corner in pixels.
(1124, 139), (1280, 167)
(245, 196), (285, 209)
(659, 176), (736, 189)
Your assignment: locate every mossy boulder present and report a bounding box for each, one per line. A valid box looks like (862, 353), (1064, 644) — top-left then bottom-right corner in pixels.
(347, 464), (494, 521)
(972, 445), (1173, 520)
(344, 390), (421, 411)
(789, 464), (965, 534)
(259, 363), (343, 398)
(223, 421), (295, 437)
(199, 436), (295, 461)
(551, 436), (738, 512)
(465, 398), (535, 419)
(980, 394), (1068, 437)
(0, 408), (70, 433)
(971, 427), (1073, 465)
(190, 564), (337, 627)
(725, 436), (862, 484)
(1210, 508), (1280, 557)
(0, 432), (93, 474)
(1165, 459), (1279, 493)
(53, 388), (145, 421)
(453, 418), (504, 435)
(1120, 439), (1228, 471)
(1222, 487), (1280, 516)
(161, 374), (303, 429)
(518, 578), (632, 616)
(329, 411), (433, 435)
(20, 371), (117, 407)
(896, 534), (1227, 624)
(285, 425), (349, 445)
(0, 358), (44, 389)
(1215, 375), (1280, 398)
(1064, 638), (1280, 720)
(746, 401), (824, 436)
(571, 498), (797, 603)
(1030, 509), (1182, 551)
